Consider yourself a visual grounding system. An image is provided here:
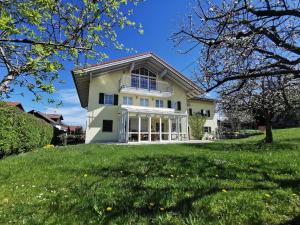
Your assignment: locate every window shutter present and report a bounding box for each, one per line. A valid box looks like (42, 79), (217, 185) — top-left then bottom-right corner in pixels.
(207, 110), (211, 117)
(167, 100), (172, 108)
(99, 93), (104, 104)
(114, 94), (118, 105)
(177, 101), (181, 111)
(201, 109), (204, 116)
(189, 108), (193, 116)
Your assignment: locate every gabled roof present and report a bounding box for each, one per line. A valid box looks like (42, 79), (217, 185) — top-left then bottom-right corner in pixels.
(47, 113), (64, 120)
(28, 110), (58, 124)
(5, 101), (25, 111)
(72, 52), (203, 108)
(62, 125), (83, 132)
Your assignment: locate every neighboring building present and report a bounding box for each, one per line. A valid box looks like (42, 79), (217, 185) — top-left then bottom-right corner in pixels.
(188, 96), (218, 137)
(28, 110), (84, 135)
(72, 52), (218, 143)
(46, 114), (64, 124)
(28, 110), (67, 132)
(63, 125), (83, 135)
(5, 101), (25, 111)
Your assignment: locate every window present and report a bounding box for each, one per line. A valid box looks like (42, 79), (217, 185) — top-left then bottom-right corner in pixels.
(123, 96), (133, 105)
(140, 98), (149, 107)
(104, 94), (113, 105)
(172, 123), (176, 132)
(172, 101), (177, 109)
(140, 76), (148, 89)
(204, 126), (211, 133)
(167, 100), (178, 109)
(131, 67), (157, 90)
(103, 120), (113, 132)
(156, 123), (165, 132)
(200, 109), (211, 117)
(207, 110), (211, 117)
(131, 75), (139, 88)
(155, 100), (164, 108)
(150, 78), (156, 90)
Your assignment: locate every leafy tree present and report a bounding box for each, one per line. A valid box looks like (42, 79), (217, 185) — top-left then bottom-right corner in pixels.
(0, 0), (143, 103)
(219, 75), (300, 143)
(172, 0), (300, 93)
(189, 114), (206, 139)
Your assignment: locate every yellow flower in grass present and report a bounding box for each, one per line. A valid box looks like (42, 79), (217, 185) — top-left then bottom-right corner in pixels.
(43, 144), (55, 149)
(84, 174), (88, 177)
(264, 193), (271, 198)
(2, 198), (9, 204)
(106, 207), (112, 212)
(222, 189), (228, 193)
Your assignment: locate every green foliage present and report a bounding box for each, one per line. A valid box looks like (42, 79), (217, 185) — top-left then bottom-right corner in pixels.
(0, 0), (143, 103)
(0, 102), (53, 157)
(189, 114), (206, 139)
(0, 128), (299, 224)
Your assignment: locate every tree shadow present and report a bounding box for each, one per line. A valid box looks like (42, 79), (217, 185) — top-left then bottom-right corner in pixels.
(183, 138), (300, 152)
(37, 154), (300, 224)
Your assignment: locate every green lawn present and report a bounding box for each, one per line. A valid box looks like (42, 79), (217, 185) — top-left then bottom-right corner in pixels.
(0, 128), (300, 225)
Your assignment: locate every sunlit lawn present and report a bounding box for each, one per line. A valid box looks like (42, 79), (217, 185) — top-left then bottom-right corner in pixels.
(0, 128), (300, 225)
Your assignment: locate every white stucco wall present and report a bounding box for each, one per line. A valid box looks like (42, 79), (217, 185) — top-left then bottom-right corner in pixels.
(187, 99), (218, 139)
(85, 68), (189, 143)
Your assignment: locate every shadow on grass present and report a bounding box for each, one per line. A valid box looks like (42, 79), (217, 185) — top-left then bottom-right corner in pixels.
(43, 154), (300, 224)
(183, 137), (300, 152)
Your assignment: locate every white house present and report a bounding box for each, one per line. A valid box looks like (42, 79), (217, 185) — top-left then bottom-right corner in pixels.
(72, 52), (218, 143)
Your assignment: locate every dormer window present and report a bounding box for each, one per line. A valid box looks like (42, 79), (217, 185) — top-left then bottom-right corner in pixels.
(131, 67), (157, 90)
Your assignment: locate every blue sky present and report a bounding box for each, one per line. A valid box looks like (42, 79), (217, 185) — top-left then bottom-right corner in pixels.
(5, 0), (207, 127)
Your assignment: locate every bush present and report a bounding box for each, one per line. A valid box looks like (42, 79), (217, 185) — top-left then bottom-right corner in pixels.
(0, 102), (54, 157)
(189, 114), (206, 140)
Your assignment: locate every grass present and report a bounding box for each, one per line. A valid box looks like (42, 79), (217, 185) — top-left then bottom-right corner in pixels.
(0, 128), (300, 225)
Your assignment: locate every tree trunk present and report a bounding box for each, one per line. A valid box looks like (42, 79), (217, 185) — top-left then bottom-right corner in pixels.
(265, 115), (273, 144)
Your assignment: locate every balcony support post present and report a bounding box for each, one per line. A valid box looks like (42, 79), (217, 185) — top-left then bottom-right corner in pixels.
(148, 115), (151, 142)
(138, 114), (141, 142)
(159, 116), (162, 142)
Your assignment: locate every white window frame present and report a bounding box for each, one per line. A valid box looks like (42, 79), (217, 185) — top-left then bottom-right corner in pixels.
(104, 94), (114, 105)
(204, 126), (211, 133)
(155, 99), (164, 108)
(123, 96), (133, 105)
(131, 67), (157, 90)
(140, 98), (149, 107)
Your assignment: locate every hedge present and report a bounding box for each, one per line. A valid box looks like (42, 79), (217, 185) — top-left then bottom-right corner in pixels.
(0, 102), (54, 158)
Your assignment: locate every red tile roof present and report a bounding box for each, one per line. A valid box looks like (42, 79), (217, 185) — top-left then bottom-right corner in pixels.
(5, 101), (25, 111)
(62, 125), (83, 132)
(46, 113), (63, 120)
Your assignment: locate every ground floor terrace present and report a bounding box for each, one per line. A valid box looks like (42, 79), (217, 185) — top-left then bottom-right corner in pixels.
(118, 105), (188, 143)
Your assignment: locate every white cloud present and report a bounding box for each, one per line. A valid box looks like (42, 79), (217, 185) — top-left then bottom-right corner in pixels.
(46, 88), (87, 128)
(57, 88), (81, 105)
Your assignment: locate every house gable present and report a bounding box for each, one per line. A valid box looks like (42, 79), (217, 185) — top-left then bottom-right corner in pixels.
(72, 52), (203, 108)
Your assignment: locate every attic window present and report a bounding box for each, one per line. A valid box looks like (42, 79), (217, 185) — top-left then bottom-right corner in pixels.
(132, 67), (156, 78)
(131, 67), (157, 90)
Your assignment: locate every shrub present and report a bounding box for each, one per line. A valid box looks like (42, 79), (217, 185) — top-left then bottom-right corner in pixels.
(0, 102), (54, 157)
(189, 115), (206, 140)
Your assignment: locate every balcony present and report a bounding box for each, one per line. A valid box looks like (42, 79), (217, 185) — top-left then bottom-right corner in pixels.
(119, 75), (173, 97)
